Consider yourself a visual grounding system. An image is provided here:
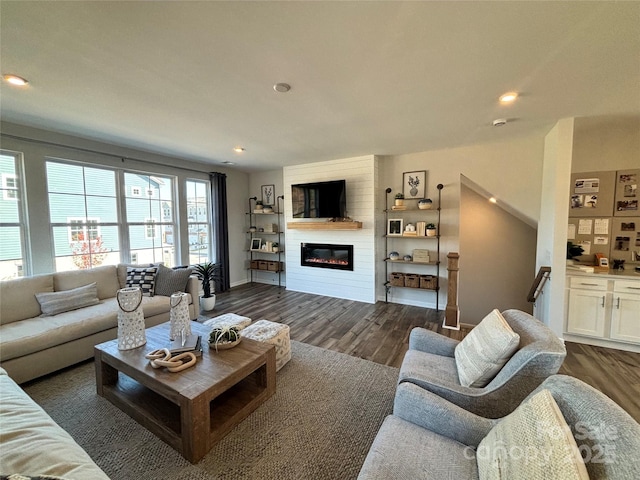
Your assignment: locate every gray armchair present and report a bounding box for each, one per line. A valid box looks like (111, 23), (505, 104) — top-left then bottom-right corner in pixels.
(398, 309), (566, 418)
(358, 375), (640, 479)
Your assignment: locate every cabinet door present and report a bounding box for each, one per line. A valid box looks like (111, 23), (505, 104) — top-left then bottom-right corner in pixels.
(567, 289), (607, 338)
(610, 293), (640, 343)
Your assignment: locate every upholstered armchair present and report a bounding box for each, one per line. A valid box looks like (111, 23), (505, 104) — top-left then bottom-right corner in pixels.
(358, 375), (640, 479)
(398, 309), (567, 418)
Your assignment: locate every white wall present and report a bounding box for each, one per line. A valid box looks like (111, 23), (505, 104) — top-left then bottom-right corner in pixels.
(1, 122), (250, 287)
(283, 155), (378, 303)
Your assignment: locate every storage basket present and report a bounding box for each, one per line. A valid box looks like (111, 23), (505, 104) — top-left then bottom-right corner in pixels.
(267, 261), (281, 272)
(405, 273), (420, 288)
(420, 275), (438, 290)
(258, 260), (268, 270)
(250, 260), (259, 269)
(389, 272), (405, 287)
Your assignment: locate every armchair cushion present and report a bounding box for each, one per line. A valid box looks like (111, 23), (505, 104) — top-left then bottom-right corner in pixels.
(477, 389), (589, 480)
(455, 309), (520, 387)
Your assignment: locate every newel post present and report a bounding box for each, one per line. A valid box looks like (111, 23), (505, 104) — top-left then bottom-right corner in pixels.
(444, 252), (460, 330)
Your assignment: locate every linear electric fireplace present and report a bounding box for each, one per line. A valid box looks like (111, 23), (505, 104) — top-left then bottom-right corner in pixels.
(301, 243), (354, 271)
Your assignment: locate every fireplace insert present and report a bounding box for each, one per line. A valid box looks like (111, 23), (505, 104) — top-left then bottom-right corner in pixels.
(300, 243), (354, 271)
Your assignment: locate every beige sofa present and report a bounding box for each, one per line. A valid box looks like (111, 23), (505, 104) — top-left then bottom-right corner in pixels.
(0, 264), (199, 384)
(0, 367), (110, 479)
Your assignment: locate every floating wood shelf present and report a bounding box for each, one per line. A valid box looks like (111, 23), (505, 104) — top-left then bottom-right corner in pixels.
(287, 221), (362, 230)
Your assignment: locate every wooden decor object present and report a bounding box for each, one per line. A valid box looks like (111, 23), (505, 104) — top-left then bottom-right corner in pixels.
(287, 221), (362, 230)
(443, 252), (460, 330)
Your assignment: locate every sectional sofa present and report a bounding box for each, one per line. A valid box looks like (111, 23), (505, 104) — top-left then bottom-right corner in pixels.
(0, 264), (199, 384)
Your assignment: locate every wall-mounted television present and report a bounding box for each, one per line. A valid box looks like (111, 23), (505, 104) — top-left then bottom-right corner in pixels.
(291, 180), (347, 218)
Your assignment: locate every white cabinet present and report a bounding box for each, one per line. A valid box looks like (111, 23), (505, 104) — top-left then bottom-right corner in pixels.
(610, 280), (640, 343)
(566, 275), (640, 350)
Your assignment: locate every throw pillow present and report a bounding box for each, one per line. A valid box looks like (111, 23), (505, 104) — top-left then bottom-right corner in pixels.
(35, 283), (99, 316)
(477, 389), (589, 480)
(154, 264), (192, 297)
(455, 309), (520, 388)
(125, 266), (158, 296)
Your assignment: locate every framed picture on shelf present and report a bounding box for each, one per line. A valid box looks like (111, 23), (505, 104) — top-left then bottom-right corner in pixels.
(261, 184), (275, 205)
(387, 218), (403, 236)
(403, 170), (426, 199)
(250, 238), (262, 251)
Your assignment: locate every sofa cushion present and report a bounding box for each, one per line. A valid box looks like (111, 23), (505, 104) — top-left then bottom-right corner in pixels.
(455, 309), (520, 388)
(357, 415), (478, 479)
(0, 373), (109, 479)
(117, 263), (156, 289)
(35, 283), (99, 316)
(399, 349), (460, 387)
(54, 265), (119, 300)
(0, 274), (54, 325)
(125, 266), (158, 296)
(154, 264), (192, 296)
(477, 389), (589, 480)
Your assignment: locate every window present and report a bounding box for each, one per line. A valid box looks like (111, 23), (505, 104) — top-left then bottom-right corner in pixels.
(47, 161), (120, 271)
(0, 152), (27, 278)
(186, 179), (211, 265)
(125, 173), (175, 266)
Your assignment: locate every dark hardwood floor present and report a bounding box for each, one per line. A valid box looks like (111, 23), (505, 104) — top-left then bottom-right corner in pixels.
(207, 283), (640, 421)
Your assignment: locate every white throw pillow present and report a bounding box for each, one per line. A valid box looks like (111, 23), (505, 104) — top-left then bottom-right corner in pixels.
(477, 389), (589, 480)
(35, 282), (99, 316)
(455, 309), (520, 387)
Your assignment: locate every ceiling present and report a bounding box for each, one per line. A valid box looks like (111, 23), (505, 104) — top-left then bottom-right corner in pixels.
(1, 1), (639, 172)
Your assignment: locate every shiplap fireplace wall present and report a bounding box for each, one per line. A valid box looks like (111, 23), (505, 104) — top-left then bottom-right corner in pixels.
(283, 155), (378, 303)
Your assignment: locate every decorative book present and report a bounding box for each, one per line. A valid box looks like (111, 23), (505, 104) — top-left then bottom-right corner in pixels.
(169, 334), (202, 354)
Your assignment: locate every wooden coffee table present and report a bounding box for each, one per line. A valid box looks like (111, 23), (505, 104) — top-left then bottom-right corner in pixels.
(94, 321), (276, 463)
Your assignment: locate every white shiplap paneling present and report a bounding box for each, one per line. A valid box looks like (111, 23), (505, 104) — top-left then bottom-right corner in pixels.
(283, 155), (377, 303)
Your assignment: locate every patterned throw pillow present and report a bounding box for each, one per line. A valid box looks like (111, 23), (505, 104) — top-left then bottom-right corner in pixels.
(477, 389), (589, 480)
(35, 282), (100, 316)
(125, 266), (158, 296)
(454, 309), (520, 388)
(153, 264), (192, 297)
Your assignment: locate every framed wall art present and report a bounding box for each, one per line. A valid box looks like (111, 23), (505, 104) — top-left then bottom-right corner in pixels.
(387, 218), (403, 236)
(261, 184), (275, 205)
(403, 171), (426, 199)
(250, 238), (262, 251)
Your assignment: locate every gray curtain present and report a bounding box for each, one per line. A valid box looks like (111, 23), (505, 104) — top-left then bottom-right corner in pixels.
(209, 172), (230, 292)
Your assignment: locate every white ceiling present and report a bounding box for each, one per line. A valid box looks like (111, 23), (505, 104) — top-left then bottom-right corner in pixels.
(1, 1), (639, 172)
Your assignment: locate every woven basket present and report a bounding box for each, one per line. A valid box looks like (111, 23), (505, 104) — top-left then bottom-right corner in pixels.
(405, 274), (420, 288)
(389, 272), (405, 287)
(420, 275), (438, 290)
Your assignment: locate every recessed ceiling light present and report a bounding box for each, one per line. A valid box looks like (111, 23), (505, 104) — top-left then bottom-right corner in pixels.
(3, 74), (28, 86)
(222, 161), (235, 165)
(489, 197), (497, 204)
(233, 147), (245, 153)
(492, 118), (507, 127)
(499, 92), (518, 103)
(273, 83), (291, 93)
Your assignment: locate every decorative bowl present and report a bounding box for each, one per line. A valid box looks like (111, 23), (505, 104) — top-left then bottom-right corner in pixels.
(418, 199), (433, 210)
(209, 337), (241, 351)
(389, 251), (400, 260)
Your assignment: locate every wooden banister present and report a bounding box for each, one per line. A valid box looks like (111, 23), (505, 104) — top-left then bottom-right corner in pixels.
(443, 252), (460, 330)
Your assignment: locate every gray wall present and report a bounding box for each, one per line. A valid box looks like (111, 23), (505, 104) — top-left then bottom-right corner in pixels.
(459, 183), (537, 324)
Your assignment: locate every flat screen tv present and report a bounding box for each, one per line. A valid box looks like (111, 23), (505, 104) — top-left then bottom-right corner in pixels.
(291, 180), (347, 218)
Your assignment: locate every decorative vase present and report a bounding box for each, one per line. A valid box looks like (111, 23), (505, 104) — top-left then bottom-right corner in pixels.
(200, 295), (216, 311)
(410, 187), (418, 197)
(418, 199), (433, 210)
(389, 251), (400, 261)
(169, 292), (191, 341)
(403, 255), (413, 262)
(116, 287), (146, 350)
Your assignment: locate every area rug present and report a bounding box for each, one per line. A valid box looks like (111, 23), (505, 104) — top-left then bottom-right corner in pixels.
(23, 341), (399, 480)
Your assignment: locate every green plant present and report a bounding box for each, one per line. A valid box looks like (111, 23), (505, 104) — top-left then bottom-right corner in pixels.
(426, 223), (436, 229)
(567, 242), (584, 260)
(395, 193), (404, 199)
(208, 326), (240, 350)
(255, 200), (263, 206)
(194, 262), (222, 298)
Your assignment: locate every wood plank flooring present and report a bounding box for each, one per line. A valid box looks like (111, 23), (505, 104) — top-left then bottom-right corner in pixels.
(207, 283), (640, 421)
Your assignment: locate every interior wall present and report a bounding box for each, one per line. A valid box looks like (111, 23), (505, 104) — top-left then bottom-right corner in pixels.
(0, 122), (250, 287)
(459, 184), (536, 324)
(283, 155), (377, 303)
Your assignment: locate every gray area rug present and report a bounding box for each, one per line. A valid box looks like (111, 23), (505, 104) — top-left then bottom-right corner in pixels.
(23, 341), (399, 480)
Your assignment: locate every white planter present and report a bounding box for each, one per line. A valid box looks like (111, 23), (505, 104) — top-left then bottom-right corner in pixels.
(200, 295), (217, 312)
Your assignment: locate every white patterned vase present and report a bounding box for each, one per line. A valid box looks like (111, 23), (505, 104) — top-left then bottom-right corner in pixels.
(116, 287), (146, 350)
(169, 292), (191, 341)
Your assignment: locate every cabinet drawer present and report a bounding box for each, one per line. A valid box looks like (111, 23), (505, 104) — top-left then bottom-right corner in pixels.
(568, 276), (608, 290)
(613, 280), (640, 294)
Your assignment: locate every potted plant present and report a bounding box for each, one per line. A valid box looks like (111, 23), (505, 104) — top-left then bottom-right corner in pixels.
(395, 193), (405, 206)
(272, 242), (279, 253)
(208, 325), (241, 351)
(426, 223), (437, 237)
(255, 200), (264, 211)
(194, 262), (222, 311)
